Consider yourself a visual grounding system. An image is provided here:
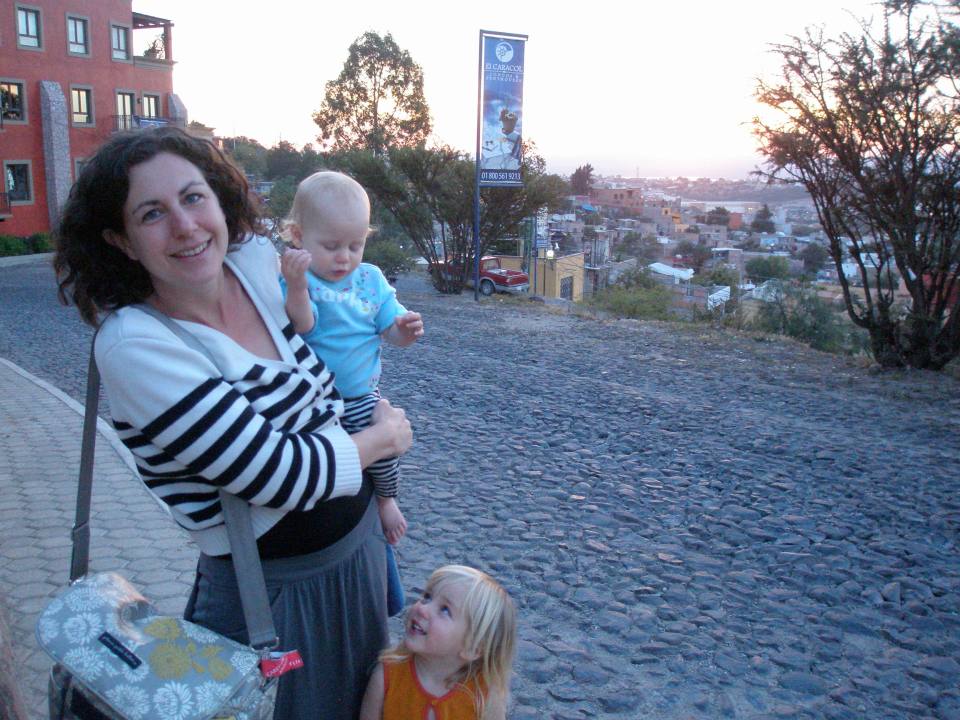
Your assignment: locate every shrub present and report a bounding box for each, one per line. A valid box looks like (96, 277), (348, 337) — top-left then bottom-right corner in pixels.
(363, 236), (415, 280)
(0, 235), (29, 257)
(589, 284), (673, 320)
(752, 284), (865, 354)
(27, 232), (52, 253)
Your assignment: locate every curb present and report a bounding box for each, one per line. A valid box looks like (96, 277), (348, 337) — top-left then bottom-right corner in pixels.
(0, 252), (53, 268)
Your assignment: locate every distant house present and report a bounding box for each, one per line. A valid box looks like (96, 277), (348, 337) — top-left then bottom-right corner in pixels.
(648, 262), (694, 284)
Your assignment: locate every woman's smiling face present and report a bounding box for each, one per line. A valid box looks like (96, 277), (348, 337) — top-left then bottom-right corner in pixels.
(106, 152), (229, 299)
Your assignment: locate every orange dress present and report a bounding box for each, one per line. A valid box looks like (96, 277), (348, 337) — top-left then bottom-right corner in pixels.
(382, 658), (483, 720)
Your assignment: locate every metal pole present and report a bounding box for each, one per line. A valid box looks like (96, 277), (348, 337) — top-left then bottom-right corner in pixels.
(472, 31), (483, 302)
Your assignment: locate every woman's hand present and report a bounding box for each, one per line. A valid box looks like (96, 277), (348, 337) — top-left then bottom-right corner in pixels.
(352, 399), (412, 468)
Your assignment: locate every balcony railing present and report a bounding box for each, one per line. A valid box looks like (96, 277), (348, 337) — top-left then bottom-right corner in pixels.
(112, 115), (185, 132)
(0, 192), (10, 218)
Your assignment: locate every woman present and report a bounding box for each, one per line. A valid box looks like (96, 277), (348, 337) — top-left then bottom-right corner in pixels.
(54, 127), (411, 720)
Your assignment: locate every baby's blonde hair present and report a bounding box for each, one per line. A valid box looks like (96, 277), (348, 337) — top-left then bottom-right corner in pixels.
(380, 565), (517, 720)
(280, 171), (371, 244)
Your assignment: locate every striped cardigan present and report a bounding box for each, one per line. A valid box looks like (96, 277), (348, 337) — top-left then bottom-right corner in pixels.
(95, 238), (362, 556)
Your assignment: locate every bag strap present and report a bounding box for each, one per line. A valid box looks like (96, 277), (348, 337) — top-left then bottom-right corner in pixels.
(70, 306), (279, 651)
(68, 332), (101, 583)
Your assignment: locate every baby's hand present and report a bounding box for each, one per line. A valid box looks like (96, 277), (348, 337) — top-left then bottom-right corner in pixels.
(393, 312), (424, 344)
(280, 249), (312, 291)
(377, 497), (408, 545)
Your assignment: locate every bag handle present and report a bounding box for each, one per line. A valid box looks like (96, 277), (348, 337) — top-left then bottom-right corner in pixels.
(69, 307), (278, 651)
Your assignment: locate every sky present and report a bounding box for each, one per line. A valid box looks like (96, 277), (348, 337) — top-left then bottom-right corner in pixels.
(133, 0), (879, 180)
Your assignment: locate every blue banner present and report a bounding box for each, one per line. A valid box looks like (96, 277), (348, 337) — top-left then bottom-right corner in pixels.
(479, 33), (526, 187)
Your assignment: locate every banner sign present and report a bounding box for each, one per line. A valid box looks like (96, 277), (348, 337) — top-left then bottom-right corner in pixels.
(479, 32), (527, 187)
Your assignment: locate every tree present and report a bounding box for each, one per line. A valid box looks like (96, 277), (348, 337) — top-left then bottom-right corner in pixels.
(694, 266), (740, 290)
(746, 256), (790, 282)
(570, 164), (594, 195)
(265, 176), (297, 233)
(798, 243), (831, 274)
(706, 206), (731, 227)
(333, 143), (563, 293)
(753, 0), (960, 369)
(313, 32), (431, 154)
(265, 141), (304, 181)
(224, 136), (267, 178)
(676, 239), (712, 272)
(750, 204), (776, 234)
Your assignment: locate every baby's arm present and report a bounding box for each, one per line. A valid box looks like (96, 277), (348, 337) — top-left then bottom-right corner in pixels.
(358, 663), (385, 720)
(280, 249), (316, 335)
(378, 496), (408, 545)
(381, 311), (424, 347)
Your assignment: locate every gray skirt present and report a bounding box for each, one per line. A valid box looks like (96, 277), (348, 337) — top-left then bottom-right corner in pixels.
(184, 498), (388, 720)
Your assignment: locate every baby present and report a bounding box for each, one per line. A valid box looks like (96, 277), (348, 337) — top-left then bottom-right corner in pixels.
(280, 171), (423, 611)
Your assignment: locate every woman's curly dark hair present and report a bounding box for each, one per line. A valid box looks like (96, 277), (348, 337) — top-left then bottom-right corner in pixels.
(54, 127), (264, 326)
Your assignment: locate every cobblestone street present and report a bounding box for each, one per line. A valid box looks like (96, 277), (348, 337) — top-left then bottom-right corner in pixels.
(2, 257), (959, 719)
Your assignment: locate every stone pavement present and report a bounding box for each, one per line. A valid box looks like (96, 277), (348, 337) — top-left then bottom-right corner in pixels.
(1, 255), (959, 719)
(0, 358), (196, 719)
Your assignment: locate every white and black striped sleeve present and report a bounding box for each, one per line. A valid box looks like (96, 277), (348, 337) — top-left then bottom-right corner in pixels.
(96, 332), (362, 517)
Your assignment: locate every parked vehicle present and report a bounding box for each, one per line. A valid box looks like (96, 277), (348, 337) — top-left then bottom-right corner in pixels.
(436, 256), (530, 295)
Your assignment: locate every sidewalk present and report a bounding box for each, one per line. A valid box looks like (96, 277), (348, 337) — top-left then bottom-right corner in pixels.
(0, 357), (196, 719)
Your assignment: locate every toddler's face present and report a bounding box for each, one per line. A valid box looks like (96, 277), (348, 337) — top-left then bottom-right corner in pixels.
(294, 208), (368, 283)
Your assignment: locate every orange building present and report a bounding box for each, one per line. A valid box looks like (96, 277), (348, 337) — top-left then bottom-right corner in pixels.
(1, 0), (185, 235)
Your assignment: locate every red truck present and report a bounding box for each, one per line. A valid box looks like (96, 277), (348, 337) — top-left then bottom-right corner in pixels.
(474, 256), (531, 295)
(436, 256), (530, 295)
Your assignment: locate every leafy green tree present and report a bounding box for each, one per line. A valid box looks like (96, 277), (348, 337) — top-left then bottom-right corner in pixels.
(224, 137), (267, 178)
(676, 240), (712, 272)
(265, 176), (297, 232)
(694, 266), (740, 289)
(363, 235), (415, 280)
(265, 141), (303, 181)
(798, 243), (830, 274)
(570, 164), (594, 195)
(750, 204), (776, 234)
(705, 206), (731, 227)
(791, 224), (820, 237)
(333, 143), (563, 293)
(313, 32), (431, 154)
(746, 255), (790, 282)
(753, 0), (960, 369)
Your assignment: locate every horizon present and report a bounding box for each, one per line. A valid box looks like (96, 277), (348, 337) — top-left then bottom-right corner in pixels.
(133, 0), (878, 179)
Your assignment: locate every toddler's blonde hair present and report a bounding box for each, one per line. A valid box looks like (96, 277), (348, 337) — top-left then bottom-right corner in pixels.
(280, 171), (371, 244)
(381, 565), (517, 720)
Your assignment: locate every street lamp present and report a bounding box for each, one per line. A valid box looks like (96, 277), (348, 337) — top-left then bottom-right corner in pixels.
(543, 248), (554, 295)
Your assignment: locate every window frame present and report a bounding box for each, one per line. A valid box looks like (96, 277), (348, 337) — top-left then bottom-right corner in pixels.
(141, 93), (161, 119)
(0, 79), (28, 124)
(15, 5), (43, 51)
(70, 85), (94, 126)
(66, 14), (90, 56)
(115, 89), (135, 130)
(110, 23), (131, 62)
(4, 160), (35, 205)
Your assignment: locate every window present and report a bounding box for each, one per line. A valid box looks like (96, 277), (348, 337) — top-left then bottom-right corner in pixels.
(67, 16), (88, 55)
(16, 6), (41, 48)
(111, 25), (129, 60)
(1, 81), (25, 122)
(74, 158), (88, 180)
(116, 91), (134, 129)
(142, 94), (159, 119)
(71, 87), (92, 125)
(4, 162), (33, 204)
